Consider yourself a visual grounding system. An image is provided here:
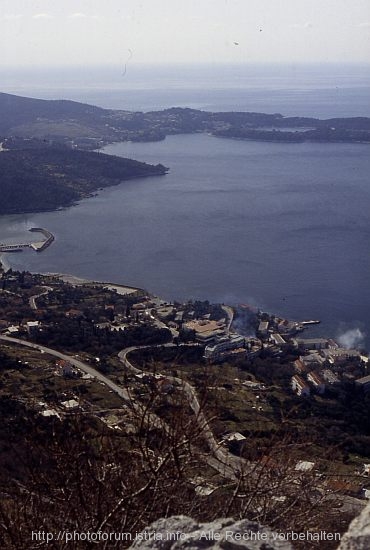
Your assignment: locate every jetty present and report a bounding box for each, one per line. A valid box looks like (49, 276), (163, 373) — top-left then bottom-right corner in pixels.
(0, 228), (54, 254)
(28, 228), (54, 252)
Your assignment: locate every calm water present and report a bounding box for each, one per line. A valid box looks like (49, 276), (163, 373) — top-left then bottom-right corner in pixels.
(2, 134), (370, 347)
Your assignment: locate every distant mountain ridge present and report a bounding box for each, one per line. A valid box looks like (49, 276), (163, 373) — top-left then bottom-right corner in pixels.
(0, 92), (105, 134)
(0, 90), (369, 216)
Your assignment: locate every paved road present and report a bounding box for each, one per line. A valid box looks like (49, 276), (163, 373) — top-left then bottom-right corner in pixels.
(0, 335), (131, 402)
(119, 345), (250, 478)
(0, 335), (244, 481)
(29, 286), (53, 310)
(0, 336), (186, 442)
(1, 335), (363, 507)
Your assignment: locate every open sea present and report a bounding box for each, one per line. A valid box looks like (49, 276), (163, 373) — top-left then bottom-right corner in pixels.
(1, 63), (370, 348)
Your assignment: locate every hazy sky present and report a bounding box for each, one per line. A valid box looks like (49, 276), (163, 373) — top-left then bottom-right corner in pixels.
(1, 0), (369, 67)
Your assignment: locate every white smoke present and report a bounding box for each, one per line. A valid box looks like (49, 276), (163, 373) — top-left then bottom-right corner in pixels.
(337, 328), (365, 350)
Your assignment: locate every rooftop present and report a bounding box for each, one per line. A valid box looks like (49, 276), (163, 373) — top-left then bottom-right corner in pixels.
(184, 319), (225, 334)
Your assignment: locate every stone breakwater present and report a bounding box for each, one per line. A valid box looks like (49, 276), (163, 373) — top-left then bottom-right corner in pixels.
(0, 227), (54, 254)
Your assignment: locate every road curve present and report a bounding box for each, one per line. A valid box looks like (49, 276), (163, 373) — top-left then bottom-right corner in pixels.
(0, 335), (131, 402)
(0, 335), (248, 479)
(119, 344), (251, 477)
(29, 286), (53, 310)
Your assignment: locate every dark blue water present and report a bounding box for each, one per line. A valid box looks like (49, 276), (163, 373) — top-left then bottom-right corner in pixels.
(2, 133), (370, 348)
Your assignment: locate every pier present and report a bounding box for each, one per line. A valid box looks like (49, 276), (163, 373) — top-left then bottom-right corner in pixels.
(0, 228), (54, 254)
(28, 228), (55, 252)
(0, 243), (31, 252)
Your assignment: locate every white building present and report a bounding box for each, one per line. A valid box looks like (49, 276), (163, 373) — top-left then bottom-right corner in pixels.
(320, 348), (360, 365)
(26, 320), (40, 334)
(204, 335), (245, 361)
(270, 333), (286, 346)
(258, 321), (269, 337)
(321, 369), (340, 385)
(300, 353), (325, 368)
(307, 371), (326, 394)
(295, 461), (315, 472)
(292, 338), (329, 351)
(291, 375), (310, 397)
(184, 319), (226, 344)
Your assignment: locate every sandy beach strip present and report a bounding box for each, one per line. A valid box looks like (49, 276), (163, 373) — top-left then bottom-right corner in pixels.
(45, 273), (142, 294)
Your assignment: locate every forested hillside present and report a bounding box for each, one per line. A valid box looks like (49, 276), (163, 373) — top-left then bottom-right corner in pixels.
(0, 147), (167, 214)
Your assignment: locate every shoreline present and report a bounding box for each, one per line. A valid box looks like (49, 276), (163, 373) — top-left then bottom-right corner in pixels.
(0, 227), (55, 256)
(0, 169), (168, 218)
(37, 272), (145, 294)
(2, 259), (369, 355)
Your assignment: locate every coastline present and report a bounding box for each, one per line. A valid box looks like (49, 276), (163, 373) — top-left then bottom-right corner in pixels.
(0, 168), (168, 218)
(38, 272), (145, 294)
(2, 256), (369, 355)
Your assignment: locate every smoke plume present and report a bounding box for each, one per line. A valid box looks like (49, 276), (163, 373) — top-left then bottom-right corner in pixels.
(337, 328), (365, 350)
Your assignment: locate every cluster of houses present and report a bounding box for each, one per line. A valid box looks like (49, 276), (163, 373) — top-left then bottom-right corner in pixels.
(1, 320), (42, 336)
(290, 338), (368, 397)
(249, 316), (369, 398)
(134, 372), (176, 395)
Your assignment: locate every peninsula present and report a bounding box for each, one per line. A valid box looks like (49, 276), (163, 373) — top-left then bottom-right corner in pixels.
(0, 146), (168, 215)
(0, 91), (368, 215)
(0, 93), (370, 149)
(1, 91), (370, 149)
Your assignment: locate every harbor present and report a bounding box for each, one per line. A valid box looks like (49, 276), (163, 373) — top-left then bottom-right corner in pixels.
(0, 227), (54, 255)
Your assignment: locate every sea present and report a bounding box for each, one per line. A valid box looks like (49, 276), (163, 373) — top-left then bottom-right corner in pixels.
(1, 63), (370, 348)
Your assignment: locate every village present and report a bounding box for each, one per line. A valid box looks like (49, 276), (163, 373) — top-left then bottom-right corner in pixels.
(1, 267), (370, 506)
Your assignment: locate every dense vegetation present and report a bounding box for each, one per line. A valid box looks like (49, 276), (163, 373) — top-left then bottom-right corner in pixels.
(0, 147), (167, 214)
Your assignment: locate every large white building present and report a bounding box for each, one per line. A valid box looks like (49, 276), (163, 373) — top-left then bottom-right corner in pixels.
(204, 335), (245, 361)
(292, 338), (329, 351)
(183, 319), (226, 344)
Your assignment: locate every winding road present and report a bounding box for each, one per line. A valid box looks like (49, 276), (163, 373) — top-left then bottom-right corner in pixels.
(119, 344), (250, 477)
(1, 335), (364, 511)
(0, 335), (247, 479)
(29, 286), (53, 310)
(0, 335), (131, 402)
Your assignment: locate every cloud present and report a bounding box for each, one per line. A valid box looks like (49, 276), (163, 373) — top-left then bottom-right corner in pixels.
(358, 22), (370, 28)
(1, 14), (23, 21)
(32, 13), (54, 20)
(290, 22), (313, 30)
(68, 13), (99, 20)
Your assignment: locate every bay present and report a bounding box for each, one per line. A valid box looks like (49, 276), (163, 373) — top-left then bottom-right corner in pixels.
(2, 133), (370, 348)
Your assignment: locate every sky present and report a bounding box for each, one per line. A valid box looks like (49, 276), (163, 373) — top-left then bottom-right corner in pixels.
(0, 0), (369, 67)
